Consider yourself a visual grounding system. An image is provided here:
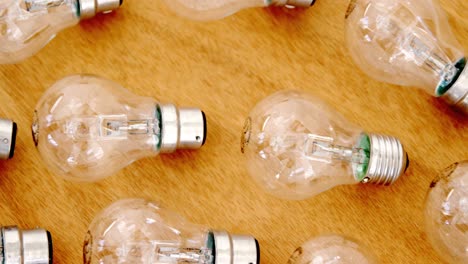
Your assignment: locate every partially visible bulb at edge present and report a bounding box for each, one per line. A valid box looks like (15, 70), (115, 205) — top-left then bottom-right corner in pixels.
(288, 234), (377, 264)
(241, 90), (409, 200)
(162, 0), (316, 21)
(345, 0), (468, 113)
(33, 75), (207, 182)
(0, 0), (122, 64)
(424, 161), (468, 264)
(84, 198), (259, 264)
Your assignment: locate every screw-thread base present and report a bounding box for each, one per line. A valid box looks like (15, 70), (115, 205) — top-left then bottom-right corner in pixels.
(364, 133), (408, 185)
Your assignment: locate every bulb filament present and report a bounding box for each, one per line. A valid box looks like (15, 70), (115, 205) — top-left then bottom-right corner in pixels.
(63, 115), (160, 140)
(304, 135), (368, 165)
(157, 247), (213, 263)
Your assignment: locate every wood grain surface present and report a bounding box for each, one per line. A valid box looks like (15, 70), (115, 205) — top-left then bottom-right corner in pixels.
(0, 0), (467, 263)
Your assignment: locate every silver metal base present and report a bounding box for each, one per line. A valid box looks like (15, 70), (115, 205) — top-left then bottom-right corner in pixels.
(1, 226), (52, 264)
(364, 133), (408, 185)
(79, 0), (122, 19)
(442, 65), (468, 114)
(159, 104), (206, 153)
(272, 0), (315, 7)
(212, 230), (259, 264)
(0, 118), (16, 160)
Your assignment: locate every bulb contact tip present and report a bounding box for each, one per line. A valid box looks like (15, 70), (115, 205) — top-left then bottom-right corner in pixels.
(364, 133), (408, 185)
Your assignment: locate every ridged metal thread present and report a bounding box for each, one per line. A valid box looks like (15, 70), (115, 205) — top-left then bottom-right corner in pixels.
(365, 133), (407, 185)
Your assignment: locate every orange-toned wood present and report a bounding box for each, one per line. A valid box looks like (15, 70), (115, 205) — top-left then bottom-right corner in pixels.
(0, 0), (466, 263)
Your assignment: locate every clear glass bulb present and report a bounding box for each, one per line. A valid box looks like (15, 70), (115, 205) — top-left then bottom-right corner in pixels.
(345, 0), (468, 112)
(84, 198), (259, 264)
(162, 0), (315, 21)
(0, 0), (122, 64)
(241, 90), (408, 200)
(288, 234), (377, 264)
(32, 75), (206, 182)
(424, 161), (468, 264)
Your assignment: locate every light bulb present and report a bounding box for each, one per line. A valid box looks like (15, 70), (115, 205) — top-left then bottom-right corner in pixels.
(83, 198), (259, 264)
(345, 0), (468, 113)
(162, 0), (316, 21)
(32, 75), (207, 182)
(0, 118), (17, 159)
(424, 161), (468, 264)
(0, 0), (122, 64)
(241, 90), (409, 200)
(0, 225), (52, 264)
(287, 234), (377, 264)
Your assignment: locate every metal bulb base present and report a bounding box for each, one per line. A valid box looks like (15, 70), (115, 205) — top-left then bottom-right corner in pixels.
(212, 230), (259, 264)
(364, 133), (408, 185)
(442, 65), (468, 114)
(159, 104), (206, 153)
(0, 118), (17, 160)
(79, 0), (123, 19)
(1, 226), (52, 264)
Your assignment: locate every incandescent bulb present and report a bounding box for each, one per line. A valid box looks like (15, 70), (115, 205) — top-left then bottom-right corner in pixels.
(0, 118), (17, 159)
(424, 161), (468, 264)
(84, 198), (259, 264)
(287, 234), (377, 264)
(162, 0), (316, 21)
(32, 75), (207, 182)
(0, 225), (52, 264)
(241, 90), (409, 200)
(0, 0), (122, 64)
(345, 0), (468, 113)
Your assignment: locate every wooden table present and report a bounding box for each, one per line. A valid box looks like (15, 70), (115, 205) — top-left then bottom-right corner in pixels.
(0, 0), (467, 263)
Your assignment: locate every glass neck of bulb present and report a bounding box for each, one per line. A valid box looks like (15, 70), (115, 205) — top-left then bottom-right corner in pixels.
(434, 58), (466, 96)
(100, 112), (162, 151)
(136, 231), (215, 264)
(302, 133), (370, 181)
(156, 247), (213, 263)
(268, 0), (315, 7)
(441, 60), (468, 113)
(24, 0), (79, 16)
